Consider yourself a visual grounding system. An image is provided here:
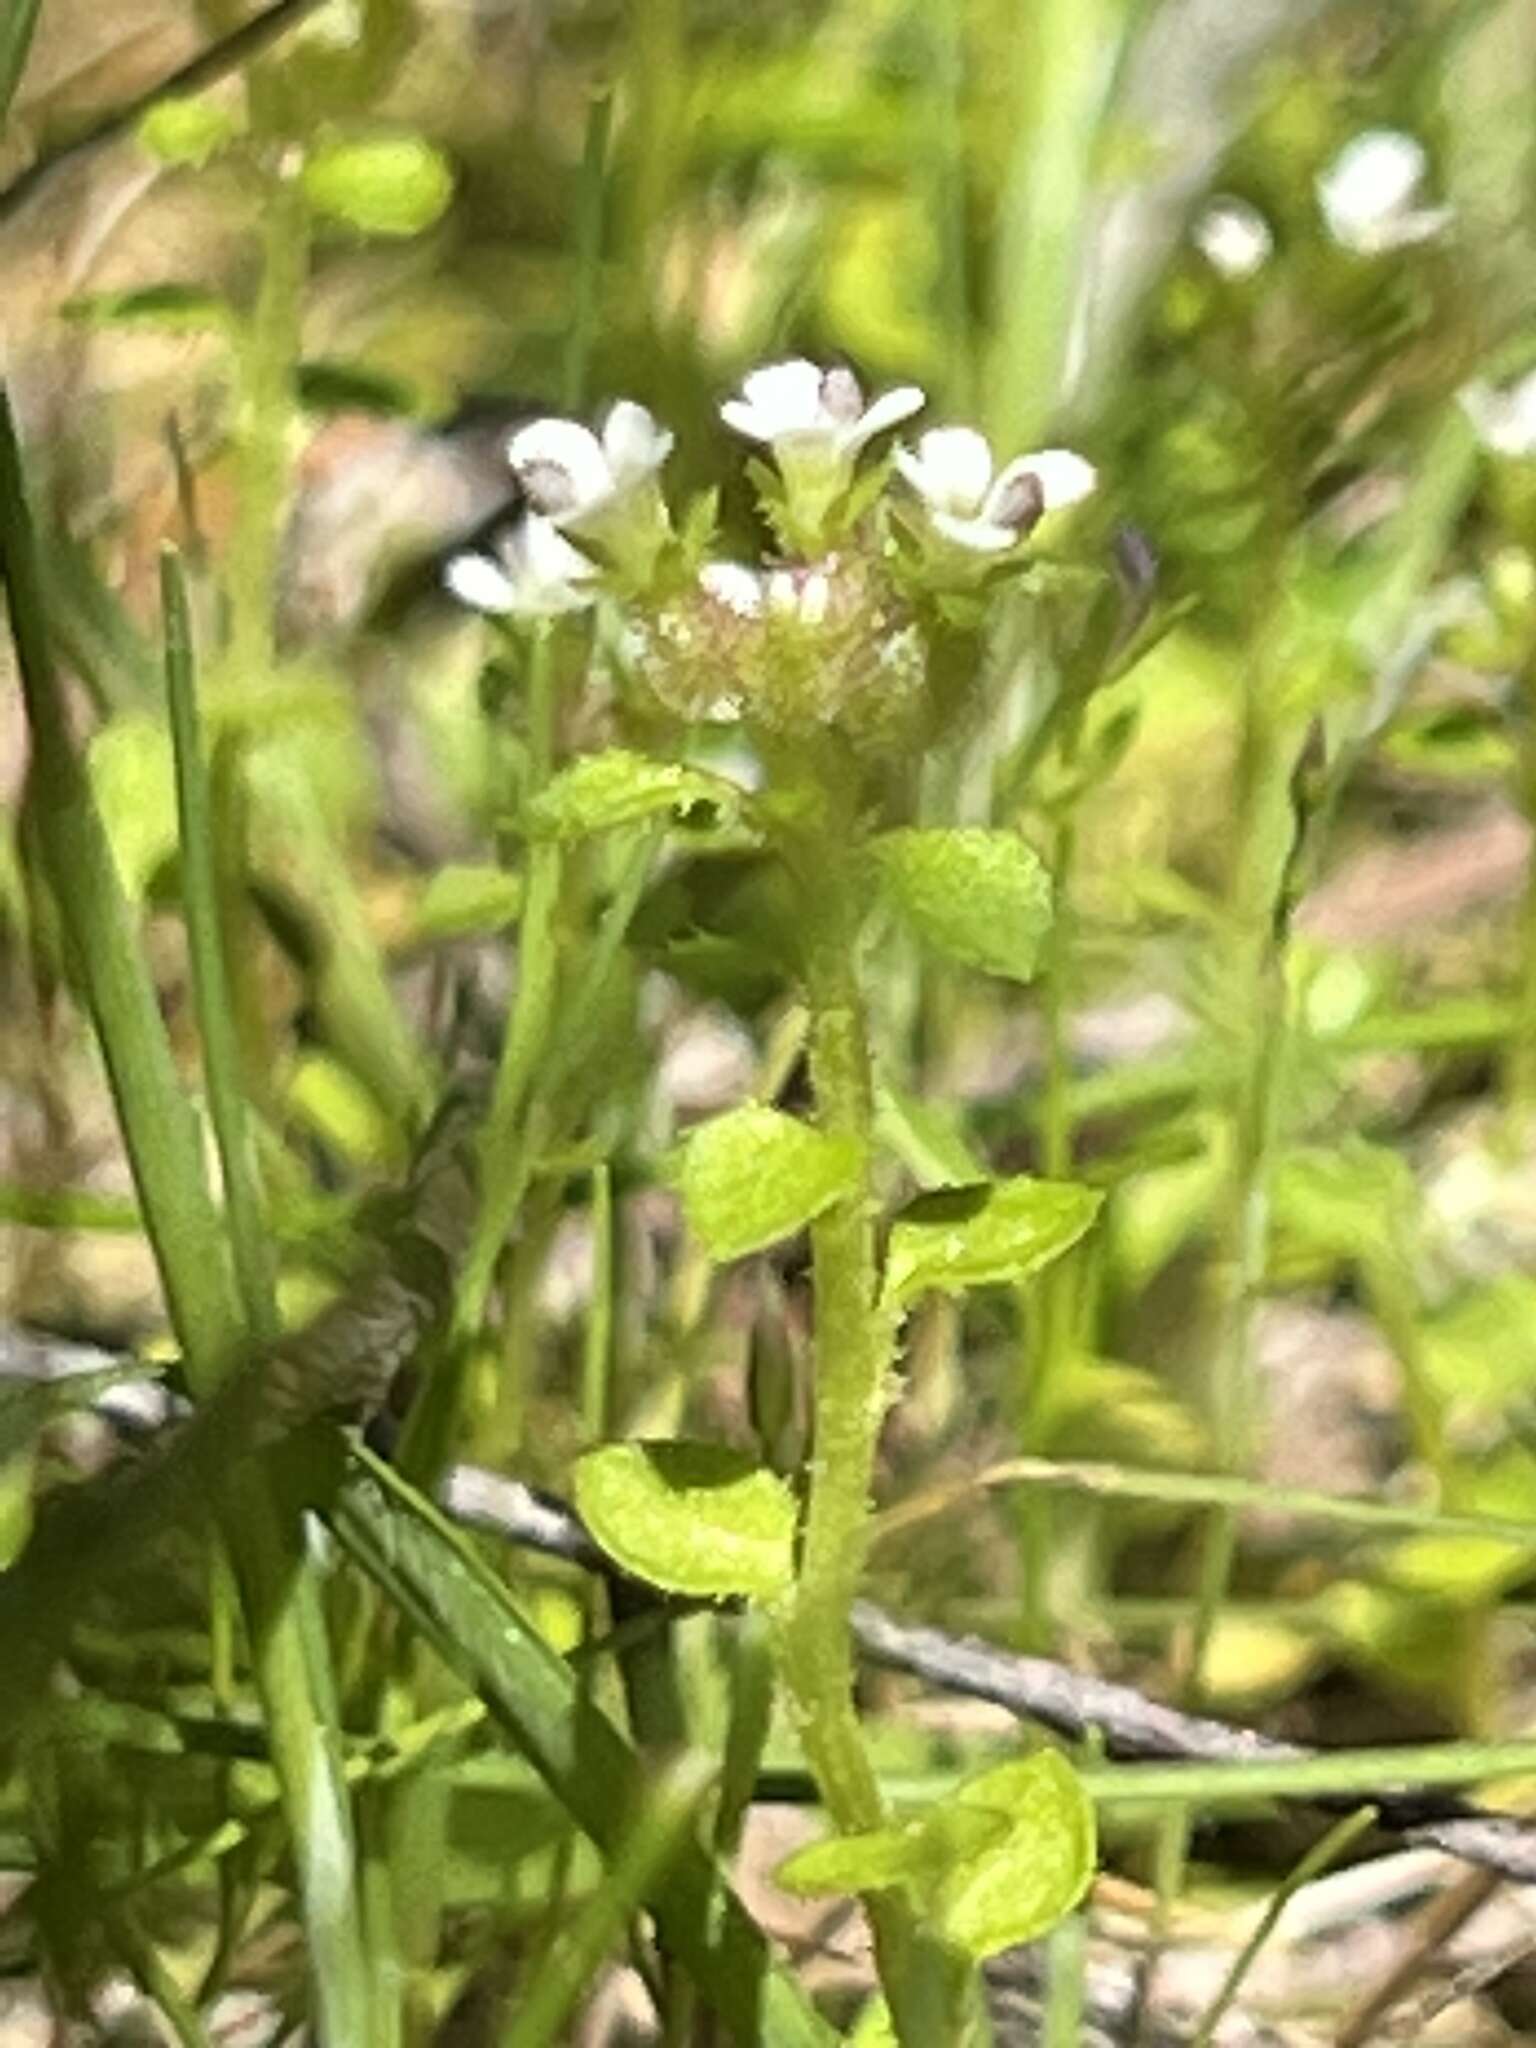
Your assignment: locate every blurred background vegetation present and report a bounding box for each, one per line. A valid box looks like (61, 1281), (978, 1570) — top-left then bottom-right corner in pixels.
(9, 0), (1536, 2041)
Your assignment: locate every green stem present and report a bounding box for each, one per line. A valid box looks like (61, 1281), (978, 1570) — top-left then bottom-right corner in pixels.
(1018, 744), (1082, 1642)
(401, 626), (562, 1484)
(229, 159), (307, 684)
(1507, 661), (1536, 1124)
(774, 816), (952, 2045)
(1188, 681), (1307, 1694)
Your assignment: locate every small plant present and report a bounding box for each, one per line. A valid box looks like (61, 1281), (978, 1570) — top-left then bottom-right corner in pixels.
(440, 360), (1109, 2038)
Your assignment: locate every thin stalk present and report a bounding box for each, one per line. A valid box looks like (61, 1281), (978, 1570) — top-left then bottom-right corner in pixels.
(228, 161), (306, 685)
(1506, 659), (1536, 1123)
(774, 815), (953, 2045)
(1018, 712), (1083, 1642)
(162, 549), (278, 1342)
(1191, 1806), (1377, 2048)
(1187, 680), (1308, 1697)
(402, 625), (562, 1484)
(987, 0), (1123, 445)
(582, 1162), (616, 1440)
(563, 92), (613, 414)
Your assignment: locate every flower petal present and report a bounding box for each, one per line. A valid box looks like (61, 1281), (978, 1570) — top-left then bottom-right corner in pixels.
(845, 383), (926, 449)
(1194, 198), (1273, 279)
(734, 358), (825, 434)
(602, 400), (675, 486)
(1318, 129), (1439, 250)
(1000, 447), (1098, 513)
(700, 561), (764, 616)
(898, 426), (994, 514)
(930, 510), (1018, 554)
(507, 417), (612, 514)
(443, 551), (518, 613)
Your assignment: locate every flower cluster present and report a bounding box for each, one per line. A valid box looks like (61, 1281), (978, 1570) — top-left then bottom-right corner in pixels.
(443, 358), (1101, 744)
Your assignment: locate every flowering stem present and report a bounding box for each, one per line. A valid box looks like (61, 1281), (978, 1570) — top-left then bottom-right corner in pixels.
(772, 782), (955, 2043)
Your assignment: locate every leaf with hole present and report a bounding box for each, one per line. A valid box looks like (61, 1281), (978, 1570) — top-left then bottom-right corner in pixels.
(882, 1177), (1101, 1308)
(872, 828), (1052, 983)
(574, 1441), (797, 1602)
(674, 1104), (861, 1262)
(527, 750), (744, 841)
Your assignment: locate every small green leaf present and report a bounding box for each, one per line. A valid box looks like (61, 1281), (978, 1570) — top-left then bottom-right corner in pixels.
(88, 714), (178, 901)
(872, 828), (1051, 983)
(137, 94), (240, 167)
(934, 1752), (1095, 1961)
(527, 750), (744, 841)
(776, 1806), (1009, 1899)
(303, 133), (454, 236)
(61, 285), (234, 333)
(775, 1823), (929, 1898)
(574, 1441), (797, 1601)
(674, 1105), (862, 1261)
(883, 1177), (1101, 1307)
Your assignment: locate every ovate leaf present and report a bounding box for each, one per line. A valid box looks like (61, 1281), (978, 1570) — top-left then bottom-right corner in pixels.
(883, 1177), (1101, 1308)
(872, 828), (1051, 983)
(527, 750), (743, 841)
(574, 1441), (797, 1602)
(934, 1751), (1095, 1960)
(303, 133), (454, 237)
(674, 1105), (861, 1261)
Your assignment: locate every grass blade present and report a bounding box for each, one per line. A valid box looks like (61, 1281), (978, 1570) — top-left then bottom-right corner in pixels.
(503, 1749), (716, 2048)
(0, 384), (376, 2047)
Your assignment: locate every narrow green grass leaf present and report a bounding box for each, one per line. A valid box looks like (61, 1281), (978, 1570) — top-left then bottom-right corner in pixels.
(0, 0), (43, 124)
(503, 1750), (717, 2048)
(0, 387), (375, 2048)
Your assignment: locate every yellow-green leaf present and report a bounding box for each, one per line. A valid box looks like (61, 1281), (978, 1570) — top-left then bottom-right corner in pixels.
(303, 133), (454, 236)
(674, 1105), (862, 1262)
(883, 1177), (1101, 1308)
(574, 1441), (797, 1601)
(872, 828), (1052, 983)
(527, 750), (743, 841)
(934, 1752), (1095, 1960)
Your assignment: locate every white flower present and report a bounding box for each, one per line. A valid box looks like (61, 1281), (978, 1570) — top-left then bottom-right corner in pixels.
(894, 427), (1097, 553)
(1317, 129), (1451, 253)
(1193, 198), (1273, 279)
(1461, 368), (1536, 459)
(699, 559), (833, 624)
(507, 401), (673, 528)
(443, 513), (597, 617)
(720, 359), (923, 531)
